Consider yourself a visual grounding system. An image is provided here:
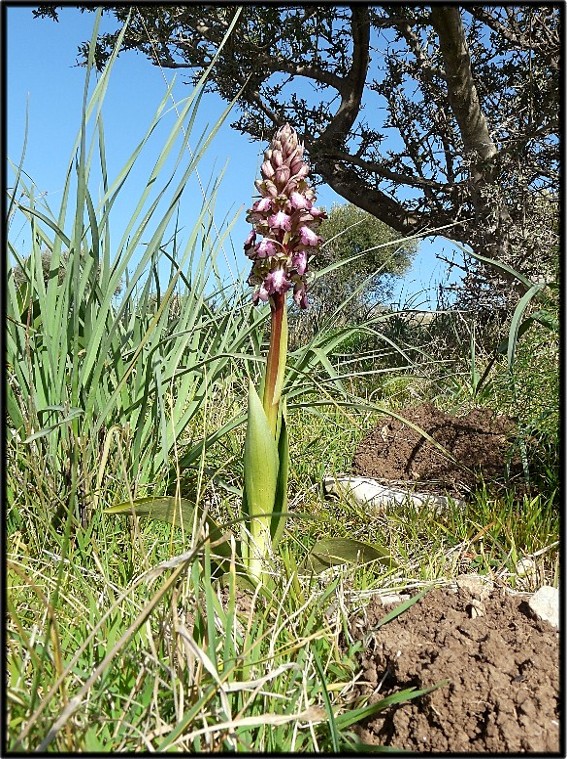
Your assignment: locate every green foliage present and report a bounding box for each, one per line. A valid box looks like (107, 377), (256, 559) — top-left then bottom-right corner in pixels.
(301, 537), (392, 574)
(319, 203), (415, 281)
(6, 9), (259, 526)
(292, 203), (416, 342)
(33, 4), (559, 305)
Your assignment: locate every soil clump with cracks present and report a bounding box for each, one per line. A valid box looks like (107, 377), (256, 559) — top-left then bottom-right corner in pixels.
(347, 403), (558, 751)
(349, 585), (560, 752)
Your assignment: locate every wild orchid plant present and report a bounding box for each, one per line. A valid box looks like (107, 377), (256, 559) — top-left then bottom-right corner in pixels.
(107, 124), (389, 586)
(241, 124), (326, 581)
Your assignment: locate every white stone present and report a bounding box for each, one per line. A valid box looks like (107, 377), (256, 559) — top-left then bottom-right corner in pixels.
(323, 474), (463, 513)
(379, 593), (410, 606)
(516, 557), (536, 577)
(528, 585), (559, 629)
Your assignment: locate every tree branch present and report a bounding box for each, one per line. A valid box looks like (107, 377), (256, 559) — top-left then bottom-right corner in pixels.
(431, 6), (497, 162)
(317, 6), (370, 148)
(267, 59), (344, 92)
(329, 150), (456, 192)
(314, 154), (447, 237)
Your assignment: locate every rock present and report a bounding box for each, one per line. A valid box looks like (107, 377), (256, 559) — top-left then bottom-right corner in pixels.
(468, 599), (486, 618)
(379, 593), (411, 606)
(323, 474), (462, 513)
(528, 586), (559, 629)
(455, 573), (494, 600)
(516, 557), (536, 577)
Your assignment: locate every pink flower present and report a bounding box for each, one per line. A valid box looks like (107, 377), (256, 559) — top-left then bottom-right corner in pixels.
(253, 197), (272, 213)
(291, 251), (308, 276)
(244, 229), (257, 258)
(290, 191), (310, 210)
(265, 267), (291, 295)
(299, 226), (321, 247)
(245, 124), (325, 308)
(269, 211), (292, 231)
(256, 239), (278, 258)
(244, 229), (256, 249)
(309, 206), (326, 219)
(256, 283), (270, 303)
(293, 281), (308, 309)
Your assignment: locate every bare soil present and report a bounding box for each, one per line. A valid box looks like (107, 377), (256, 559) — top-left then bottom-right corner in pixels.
(349, 585), (560, 753)
(352, 402), (520, 495)
(346, 403), (560, 753)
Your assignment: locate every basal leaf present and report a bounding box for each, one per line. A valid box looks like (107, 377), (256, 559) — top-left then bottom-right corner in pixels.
(104, 497), (232, 560)
(243, 381), (279, 523)
(302, 537), (392, 574)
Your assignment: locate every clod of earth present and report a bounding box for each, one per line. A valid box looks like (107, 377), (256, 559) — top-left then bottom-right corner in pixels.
(348, 583), (559, 752)
(352, 403), (520, 496)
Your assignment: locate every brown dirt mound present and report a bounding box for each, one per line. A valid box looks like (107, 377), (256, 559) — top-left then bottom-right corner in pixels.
(350, 585), (560, 753)
(352, 403), (519, 493)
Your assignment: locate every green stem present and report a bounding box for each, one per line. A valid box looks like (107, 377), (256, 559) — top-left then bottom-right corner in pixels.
(262, 291), (287, 437)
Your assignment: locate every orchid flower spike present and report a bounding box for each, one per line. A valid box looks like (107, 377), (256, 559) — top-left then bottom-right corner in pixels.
(244, 124), (326, 309)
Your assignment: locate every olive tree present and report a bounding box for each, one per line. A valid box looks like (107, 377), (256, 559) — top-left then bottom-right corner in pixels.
(34, 4), (559, 312)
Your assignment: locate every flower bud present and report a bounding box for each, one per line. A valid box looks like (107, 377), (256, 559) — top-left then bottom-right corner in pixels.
(261, 160), (275, 179)
(271, 149), (284, 167)
(293, 164), (310, 180)
(290, 156), (305, 175)
(263, 180), (278, 197)
(282, 179), (298, 195)
(279, 124), (297, 155)
(274, 165), (291, 186)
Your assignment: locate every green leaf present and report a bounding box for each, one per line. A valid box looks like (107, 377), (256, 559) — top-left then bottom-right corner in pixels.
(302, 537), (393, 574)
(334, 681), (449, 731)
(506, 283), (544, 370)
(458, 245), (535, 290)
(104, 497), (233, 561)
(271, 400), (289, 549)
(21, 407), (84, 444)
(313, 648), (339, 752)
(242, 380), (281, 579)
(529, 309), (558, 333)
(243, 381), (279, 523)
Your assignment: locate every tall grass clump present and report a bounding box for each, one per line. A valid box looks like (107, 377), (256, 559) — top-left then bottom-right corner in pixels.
(7, 10), (262, 533)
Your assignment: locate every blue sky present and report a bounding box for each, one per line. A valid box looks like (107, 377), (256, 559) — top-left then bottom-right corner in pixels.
(7, 6), (462, 308)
